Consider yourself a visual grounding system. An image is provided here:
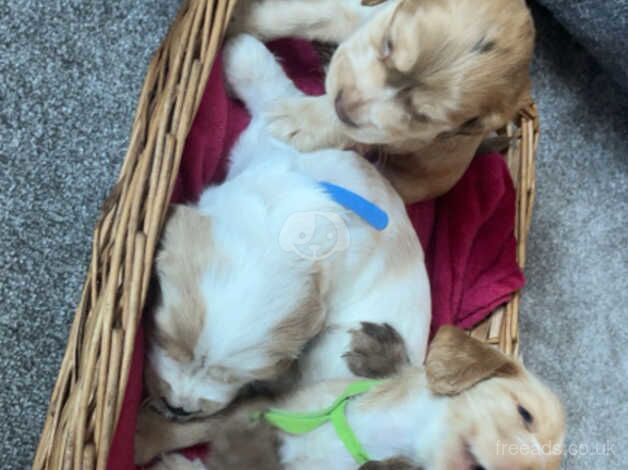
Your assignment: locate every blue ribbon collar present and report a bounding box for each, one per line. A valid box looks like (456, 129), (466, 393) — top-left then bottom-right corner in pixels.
(319, 181), (389, 231)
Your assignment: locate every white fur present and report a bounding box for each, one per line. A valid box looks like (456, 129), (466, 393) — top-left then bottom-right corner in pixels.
(276, 369), (448, 470)
(150, 34), (430, 413)
(223, 34), (430, 383)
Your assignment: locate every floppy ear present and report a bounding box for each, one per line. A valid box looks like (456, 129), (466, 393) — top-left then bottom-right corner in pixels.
(480, 83), (533, 132)
(425, 326), (519, 396)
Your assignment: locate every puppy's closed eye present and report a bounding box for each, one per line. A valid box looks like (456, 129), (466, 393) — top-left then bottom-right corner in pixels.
(459, 116), (481, 133)
(462, 116), (480, 127)
(380, 35), (394, 60)
(518, 404), (534, 425)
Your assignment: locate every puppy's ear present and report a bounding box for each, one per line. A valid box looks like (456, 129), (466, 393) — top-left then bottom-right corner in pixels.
(425, 326), (519, 396)
(480, 83), (534, 132)
(158, 204), (213, 264)
(361, 0), (388, 5)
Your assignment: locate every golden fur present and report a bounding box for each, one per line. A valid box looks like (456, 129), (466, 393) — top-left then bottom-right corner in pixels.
(151, 205), (213, 362)
(424, 326), (521, 396)
(265, 273), (325, 361)
(233, 0), (535, 202)
(426, 327), (565, 470)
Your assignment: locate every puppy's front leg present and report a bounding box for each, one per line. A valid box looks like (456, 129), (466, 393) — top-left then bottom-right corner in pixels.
(135, 408), (217, 465)
(231, 0), (375, 43)
(267, 95), (352, 152)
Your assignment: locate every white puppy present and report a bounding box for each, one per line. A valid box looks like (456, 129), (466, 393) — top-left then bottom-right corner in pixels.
(144, 34), (430, 420)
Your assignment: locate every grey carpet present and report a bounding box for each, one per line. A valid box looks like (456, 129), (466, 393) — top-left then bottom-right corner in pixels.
(0, 1), (180, 468)
(521, 5), (628, 469)
(0, 1), (626, 469)
(535, 0), (628, 91)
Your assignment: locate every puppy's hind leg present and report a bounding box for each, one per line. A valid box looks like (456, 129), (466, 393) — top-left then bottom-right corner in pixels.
(223, 34), (302, 116)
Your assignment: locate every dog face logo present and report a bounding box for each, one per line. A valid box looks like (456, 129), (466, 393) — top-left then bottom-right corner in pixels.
(279, 211), (350, 260)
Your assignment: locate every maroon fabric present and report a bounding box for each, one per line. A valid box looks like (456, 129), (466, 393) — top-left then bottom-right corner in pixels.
(422, 152), (524, 335)
(107, 38), (524, 469)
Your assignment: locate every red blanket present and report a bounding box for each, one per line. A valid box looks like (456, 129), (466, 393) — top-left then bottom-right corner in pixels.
(107, 39), (524, 469)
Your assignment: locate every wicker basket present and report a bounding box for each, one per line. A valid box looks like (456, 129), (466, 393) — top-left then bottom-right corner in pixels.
(32, 0), (539, 468)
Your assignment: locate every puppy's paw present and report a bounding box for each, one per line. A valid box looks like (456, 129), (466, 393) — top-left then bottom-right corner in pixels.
(134, 407), (171, 465)
(223, 34), (301, 113)
(134, 410), (161, 465)
(223, 34), (270, 92)
(344, 322), (409, 378)
(359, 457), (422, 470)
(266, 96), (348, 151)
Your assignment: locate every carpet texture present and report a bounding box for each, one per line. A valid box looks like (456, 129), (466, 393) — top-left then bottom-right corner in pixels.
(0, 1), (626, 469)
(537, 0), (628, 90)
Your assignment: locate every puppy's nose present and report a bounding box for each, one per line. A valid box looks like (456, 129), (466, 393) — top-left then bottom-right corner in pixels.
(334, 90), (358, 128)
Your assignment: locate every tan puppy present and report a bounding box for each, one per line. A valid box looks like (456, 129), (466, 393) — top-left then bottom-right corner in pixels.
(136, 325), (565, 470)
(232, 0), (535, 202)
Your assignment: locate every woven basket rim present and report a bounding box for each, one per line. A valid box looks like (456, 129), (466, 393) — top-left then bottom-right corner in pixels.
(32, 0), (539, 468)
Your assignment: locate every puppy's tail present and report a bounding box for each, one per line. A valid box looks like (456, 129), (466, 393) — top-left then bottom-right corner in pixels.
(223, 34), (302, 115)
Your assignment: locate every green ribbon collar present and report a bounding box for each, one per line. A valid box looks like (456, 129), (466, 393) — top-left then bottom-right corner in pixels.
(256, 379), (380, 465)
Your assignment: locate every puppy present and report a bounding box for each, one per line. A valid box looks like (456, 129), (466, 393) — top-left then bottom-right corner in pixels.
(144, 34), (431, 421)
(136, 325), (565, 469)
(231, 0), (535, 202)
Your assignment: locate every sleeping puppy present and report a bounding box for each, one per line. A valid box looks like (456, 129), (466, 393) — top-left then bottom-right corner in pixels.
(136, 325), (566, 469)
(231, 0), (535, 202)
(144, 34), (431, 422)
